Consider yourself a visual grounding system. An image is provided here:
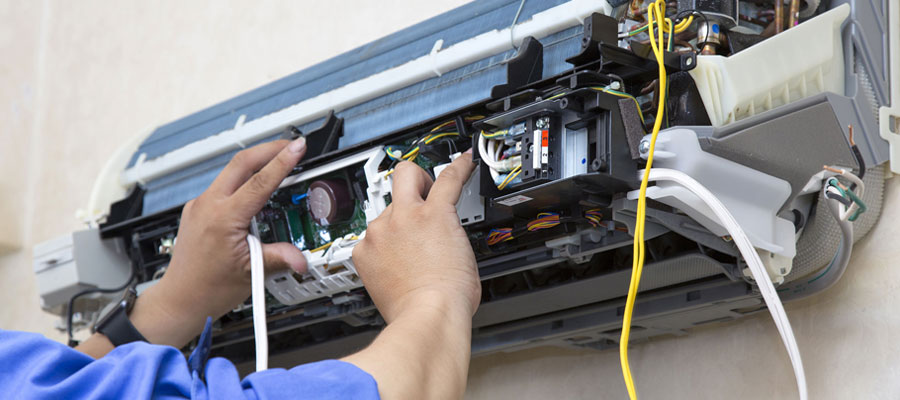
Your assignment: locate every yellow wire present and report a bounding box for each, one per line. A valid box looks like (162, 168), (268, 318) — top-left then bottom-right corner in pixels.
(482, 129), (509, 138)
(620, 1), (669, 399)
(497, 166), (522, 190)
(430, 120), (455, 132)
(401, 132), (460, 161)
(591, 87), (646, 125)
(673, 15), (693, 33)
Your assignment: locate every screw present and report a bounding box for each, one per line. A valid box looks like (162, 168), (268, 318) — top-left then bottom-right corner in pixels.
(685, 57), (693, 66)
(535, 117), (549, 129)
(639, 139), (650, 154)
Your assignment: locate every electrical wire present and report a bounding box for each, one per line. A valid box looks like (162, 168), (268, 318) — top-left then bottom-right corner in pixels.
(510, 0), (527, 50)
(486, 228), (515, 246)
(585, 209), (604, 227)
(591, 87), (646, 125)
(247, 234), (268, 372)
(526, 212), (560, 231)
(779, 186), (853, 300)
(66, 271), (136, 347)
(647, 168), (808, 400)
(619, 1), (670, 397)
(497, 165), (522, 190)
(823, 167), (866, 221)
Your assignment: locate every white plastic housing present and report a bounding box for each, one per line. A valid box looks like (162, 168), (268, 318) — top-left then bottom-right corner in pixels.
(32, 229), (131, 312)
(689, 5), (849, 127)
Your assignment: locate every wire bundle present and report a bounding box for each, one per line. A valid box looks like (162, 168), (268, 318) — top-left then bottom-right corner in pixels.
(497, 165), (522, 190)
(479, 130), (523, 189)
(823, 169), (867, 222)
(619, 1), (677, 398)
(384, 117), (485, 163)
(486, 228), (514, 246)
(526, 212), (561, 231)
(584, 209), (604, 227)
(385, 131), (460, 163)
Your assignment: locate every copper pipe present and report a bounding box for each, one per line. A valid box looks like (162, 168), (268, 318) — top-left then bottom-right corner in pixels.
(775, 0), (784, 34)
(789, 0), (800, 28)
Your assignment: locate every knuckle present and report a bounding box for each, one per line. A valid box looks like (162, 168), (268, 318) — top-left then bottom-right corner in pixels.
(438, 166), (460, 182)
(230, 150), (251, 169)
(246, 173), (269, 194)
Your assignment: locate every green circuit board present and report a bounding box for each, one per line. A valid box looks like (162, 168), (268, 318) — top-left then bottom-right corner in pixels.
(257, 178), (367, 252)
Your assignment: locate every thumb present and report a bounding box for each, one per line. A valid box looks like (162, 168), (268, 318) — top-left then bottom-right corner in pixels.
(262, 242), (308, 274)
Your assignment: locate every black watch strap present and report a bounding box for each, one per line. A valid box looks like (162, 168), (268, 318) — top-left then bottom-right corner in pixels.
(96, 306), (147, 346)
(94, 288), (147, 346)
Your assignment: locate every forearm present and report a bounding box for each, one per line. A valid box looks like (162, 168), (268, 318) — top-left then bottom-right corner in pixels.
(342, 294), (473, 400)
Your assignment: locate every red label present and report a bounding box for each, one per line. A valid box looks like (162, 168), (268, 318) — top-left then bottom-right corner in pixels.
(541, 130), (549, 147)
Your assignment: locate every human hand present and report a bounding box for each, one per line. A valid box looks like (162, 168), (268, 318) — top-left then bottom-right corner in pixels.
(351, 153), (480, 323)
(132, 137), (309, 347)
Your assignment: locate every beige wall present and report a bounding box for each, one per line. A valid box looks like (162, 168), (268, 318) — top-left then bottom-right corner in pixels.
(1, 1), (898, 399)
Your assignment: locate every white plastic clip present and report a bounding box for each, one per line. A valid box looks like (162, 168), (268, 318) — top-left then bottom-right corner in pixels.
(430, 39), (444, 77)
(233, 114), (248, 148)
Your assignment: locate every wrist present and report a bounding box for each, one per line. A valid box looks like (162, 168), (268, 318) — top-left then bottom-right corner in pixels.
(129, 280), (207, 348)
(389, 289), (474, 326)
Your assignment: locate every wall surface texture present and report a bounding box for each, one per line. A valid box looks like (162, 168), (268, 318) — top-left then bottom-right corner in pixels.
(0, 1), (897, 399)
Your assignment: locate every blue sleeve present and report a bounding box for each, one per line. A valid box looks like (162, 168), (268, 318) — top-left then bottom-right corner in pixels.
(0, 329), (379, 400)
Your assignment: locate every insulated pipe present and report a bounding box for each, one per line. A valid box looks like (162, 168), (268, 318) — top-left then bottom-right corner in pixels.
(789, 0), (801, 28)
(775, 0), (784, 34)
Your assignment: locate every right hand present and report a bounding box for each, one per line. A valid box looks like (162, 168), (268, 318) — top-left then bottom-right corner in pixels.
(351, 153), (480, 323)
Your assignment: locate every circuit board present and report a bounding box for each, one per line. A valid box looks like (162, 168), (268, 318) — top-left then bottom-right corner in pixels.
(257, 182), (368, 251)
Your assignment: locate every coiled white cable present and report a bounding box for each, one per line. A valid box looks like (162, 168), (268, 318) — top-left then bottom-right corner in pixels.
(645, 168), (807, 400)
(246, 234), (268, 372)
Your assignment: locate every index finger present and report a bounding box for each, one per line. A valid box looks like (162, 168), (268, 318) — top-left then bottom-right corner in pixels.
(231, 137), (307, 219)
(208, 140), (291, 195)
(426, 152), (475, 206)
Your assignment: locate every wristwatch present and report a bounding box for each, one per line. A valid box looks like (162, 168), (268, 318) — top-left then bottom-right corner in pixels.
(93, 287), (148, 346)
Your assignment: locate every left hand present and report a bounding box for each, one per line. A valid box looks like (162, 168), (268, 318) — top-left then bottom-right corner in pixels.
(132, 137), (309, 348)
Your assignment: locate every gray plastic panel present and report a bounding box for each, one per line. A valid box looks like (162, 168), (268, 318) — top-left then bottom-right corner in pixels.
(704, 93), (859, 213)
(473, 253), (726, 328)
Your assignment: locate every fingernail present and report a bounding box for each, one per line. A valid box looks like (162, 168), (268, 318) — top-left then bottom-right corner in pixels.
(289, 136), (306, 153)
(464, 148), (473, 155)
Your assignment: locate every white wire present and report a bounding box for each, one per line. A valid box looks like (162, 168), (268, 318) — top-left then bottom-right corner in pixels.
(830, 169), (864, 221)
(645, 168), (807, 400)
(478, 132), (504, 170)
(246, 234), (268, 372)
